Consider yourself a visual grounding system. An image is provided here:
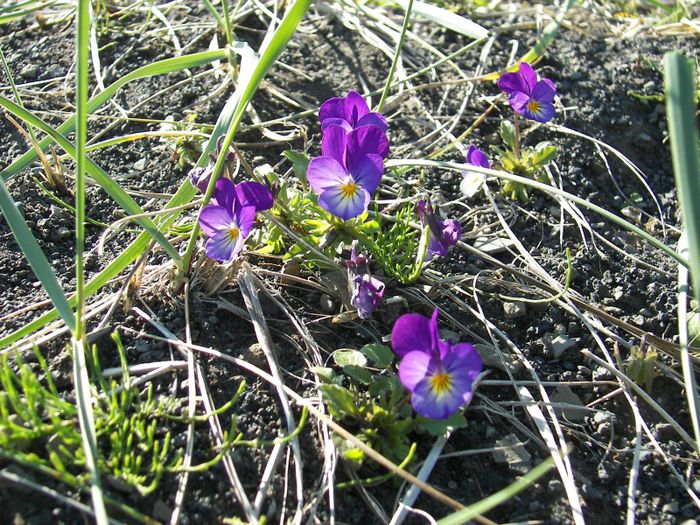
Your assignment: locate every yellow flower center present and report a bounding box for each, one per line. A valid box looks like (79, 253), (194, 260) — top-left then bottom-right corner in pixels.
(228, 227), (240, 241)
(430, 371), (452, 395)
(340, 180), (358, 199)
(527, 100), (540, 113)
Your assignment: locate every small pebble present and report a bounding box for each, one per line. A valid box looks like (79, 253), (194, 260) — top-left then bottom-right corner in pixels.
(503, 301), (526, 319)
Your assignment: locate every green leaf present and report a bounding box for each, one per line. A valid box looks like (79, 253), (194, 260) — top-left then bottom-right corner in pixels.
(499, 120), (516, 150)
(359, 343), (395, 368)
(283, 150), (310, 188)
(342, 447), (365, 464)
(332, 349), (368, 368)
(343, 365), (372, 385)
(310, 367), (336, 384)
(319, 384), (358, 418)
(531, 143), (557, 167)
(415, 412), (467, 436)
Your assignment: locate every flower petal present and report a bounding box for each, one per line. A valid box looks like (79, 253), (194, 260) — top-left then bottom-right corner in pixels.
(411, 377), (464, 419)
(523, 101), (555, 123)
(347, 125), (389, 159)
(307, 156), (347, 194)
(349, 154), (383, 195)
(497, 71), (526, 95)
(320, 117), (353, 133)
(518, 62), (538, 92)
(344, 91), (370, 125)
(466, 145), (490, 169)
(199, 204), (232, 238)
(213, 178), (238, 211)
(321, 125), (349, 165)
(235, 181), (274, 212)
(233, 204), (256, 238)
(357, 112), (388, 133)
(398, 350), (432, 391)
(317, 185), (369, 220)
(205, 229), (243, 262)
(391, 313), (433, 357)
(531, 79), (556, 104)
(508, 91), (530, 114)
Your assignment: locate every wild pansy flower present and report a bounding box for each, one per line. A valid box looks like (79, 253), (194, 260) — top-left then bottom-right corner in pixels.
(307, 126), (384, 220)
(346, 241), (385, 319)
(319, 91), (388, 134)
(416, 199), (461, 259)
(188, 137), (237, 193)
(465, 145), (490, 169)
(391, 310), (482, 419)
(199, 179), (273, 262)
(497, 62), (556, 123)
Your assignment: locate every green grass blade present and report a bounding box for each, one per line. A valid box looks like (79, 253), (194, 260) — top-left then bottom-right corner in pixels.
(436, 456), (556, 525)
(1, 49), (227, 182)
(0, 96), (180, 261)
(664, 51), (700, 452)
(0, 178), (76, 332)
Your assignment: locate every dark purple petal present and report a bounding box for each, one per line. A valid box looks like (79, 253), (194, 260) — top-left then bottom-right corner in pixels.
(349, 154), (383, 195)
(398, 350), (432, 392)
(317, 185), (369, 220)
(189, 166), (212, 193)
(428, 309), (441, 356)
(518, 62), (538, 93)
(391, 313), (433, 357)
(343, 91), (370, 125)
(465, 145), (490, 169)
(233, 204), (256, 239)
(307, 156), (347, 194)
(199, 204), (231, 238)
(497, 71), (526, 95)
(523, 101), (556, 123)
(319, 96), (349, 124)
(320, 117), (353, 133)
(427, 232), (449, 258)
(205, 229), (244, 262)
(351, 273), (385, 318)
(347, 125), (389, 159)
(356, 113), (388, 133)
(321, 125), (349, 165)
(235, 181), (274, 212)
(532, 79), (556, 104)
(213, 178), (237, 212)
(508, 91), (530, 114)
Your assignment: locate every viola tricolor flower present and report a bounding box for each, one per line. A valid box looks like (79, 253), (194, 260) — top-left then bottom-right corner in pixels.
(497, 62), (556, 123)
(307, 126), (384, 220)
(417, 199), (461, 259)
(391, 310), (482, 419)
(465, 145), (490, 169)
(198, 179), (273, 262)
(319, 91), (388, 133)
(346, 241), (385, 318)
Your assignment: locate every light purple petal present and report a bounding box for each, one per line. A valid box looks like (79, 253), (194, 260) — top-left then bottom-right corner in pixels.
(317, 185), (369, 220)
(213, 178), (237, 212)
(307, 156), (347, 194)
(320, 117), (353, 133)
(398, 351), (432, 391)
(356, 113), (388, 133)
(321, 125), (349, 165)
(411, 377), (464, 420)
(235, 181), (274, 212)
(391, 313), (433, 357)
(189, 166), (213, 193)
(233, 204), (256, 238)
(351, 273), (385, 318)
(497, 71), (526, 95)
(347, 125), (389, 159)
(531, 79), (556, 104)
(205, 229), (243, 262)
(508, 91), (530, 114)
(199, 205), (231, 238)
(466, 145), (490, 169)
(523, 101), (556, 123)
(349, 154), (383, 195)
(518, 62), (538, 93)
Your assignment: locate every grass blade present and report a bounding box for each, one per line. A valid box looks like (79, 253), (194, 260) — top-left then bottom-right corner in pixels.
(664, 51), (700, 451)
(394, 0), (487, 40)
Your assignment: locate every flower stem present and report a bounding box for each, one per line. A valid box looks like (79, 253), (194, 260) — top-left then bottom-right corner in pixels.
(513, 112), (521, 160)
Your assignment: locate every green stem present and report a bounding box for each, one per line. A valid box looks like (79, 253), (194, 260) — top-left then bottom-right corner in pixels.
(377, 0), (414, 112)
(513, 112), (521, 159)
(406, 225), (430, 283)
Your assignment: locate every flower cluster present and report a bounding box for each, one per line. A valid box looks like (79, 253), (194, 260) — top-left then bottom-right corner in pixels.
(416, 199), (461, 260)
(498, 62), (556, 123)
(307, 92), (389, 220)
(392, 310), (482, 419)
(346, 241), (385, 319)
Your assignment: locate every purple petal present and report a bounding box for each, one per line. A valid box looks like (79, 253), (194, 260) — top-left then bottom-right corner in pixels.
(411, 376), (464, 419)
(508, 91), (530, 114)
(321, 125), (349, 165)
(398, 350), (432, 392)
(427, 232), (449, 258)
(205, 229), (244, 262)
(320, 118), (353, 133)
(441, 219), (461, 245)
(466, 145), (490, 169)
(349, 154), (383, 195)
(235, 181), (274, 212)
(317, 185), (369, 220)
(347, 126), (389, 159)
(233, 204), (256, 238)
(189, 166), (212, 193)
(344, 91), (370, 125)
(391, 313), (433, 357)
(199, 205), (232, 238)
(351, 273), (385, 318)
(319, 96), (349, 123)
(523, 101), (556, 123)
(213, 178), (238, 211)
(497, 71), (526, 95)
(356, 113), (388, 133)
(531, 79), (556, 104)
(518, 62), (538, 93)
(428, 309), (441, 356)
(307, 156), (347, 194)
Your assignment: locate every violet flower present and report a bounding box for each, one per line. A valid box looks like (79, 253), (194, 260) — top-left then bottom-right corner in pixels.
(497, 62), (556, 123)
(319, 91), (388, 133)
(188, 137), (237, 193)
(307, 126), (384, 220)
(465, 145), (490, 169)
(391, 310), (482, 419)
(417, 200), (461, 259)
(198, 179), (273, 262)
(347, 242), (385, 318)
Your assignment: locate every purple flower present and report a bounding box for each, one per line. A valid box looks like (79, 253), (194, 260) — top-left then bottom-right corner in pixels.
(319, 91), (388, 134)
(347, 242), (384, 318)
(308, 126), (384, 220)
(465, 145), (490, 169)
(417, 200), (461, 259)
(198, 179), (273, 262)
(391, 310), (482, 419)
(187, 137), (237, 193)
(497, 62), (556, 123)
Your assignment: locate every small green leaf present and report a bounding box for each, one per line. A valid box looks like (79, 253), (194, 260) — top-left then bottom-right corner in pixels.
(332, 349), (367, 368)
(359, 343), (394, 368)
(499, 120), (516, 150)
(531, 143), (557, 167)
(343, 365), (372, 385)
(369, 376), (392, 398)
(415, 412), (467, 436)
(319, 384), (358, 417)
(310, 367), (336, 384)
(283, 150), (310, 188)
(343, 447), (365, 463)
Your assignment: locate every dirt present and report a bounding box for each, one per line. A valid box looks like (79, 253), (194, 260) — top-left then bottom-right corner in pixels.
(1, 2), (699, 524)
